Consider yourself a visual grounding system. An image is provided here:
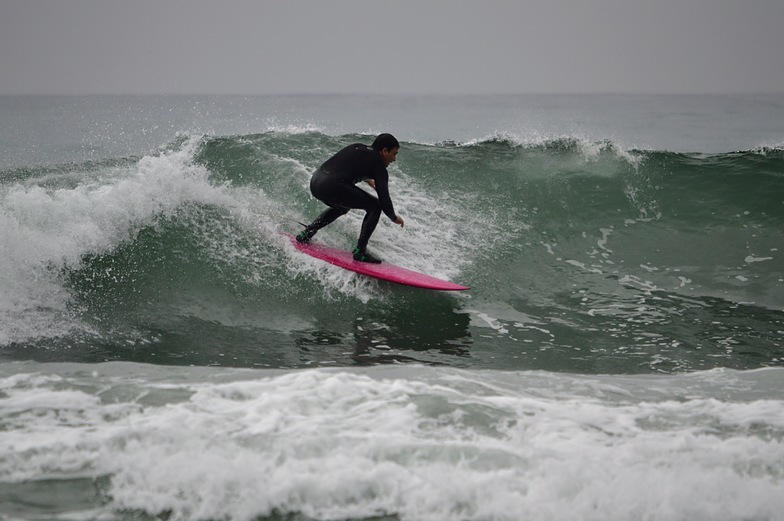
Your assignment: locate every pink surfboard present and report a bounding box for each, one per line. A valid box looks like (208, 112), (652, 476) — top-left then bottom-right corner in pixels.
(284, 234), (469, 291)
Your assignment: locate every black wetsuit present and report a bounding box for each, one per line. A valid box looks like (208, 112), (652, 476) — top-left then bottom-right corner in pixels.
(303, 143), (397, 250)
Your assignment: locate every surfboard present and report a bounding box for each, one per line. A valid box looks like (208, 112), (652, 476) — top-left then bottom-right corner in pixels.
(284, 233), (469, 291)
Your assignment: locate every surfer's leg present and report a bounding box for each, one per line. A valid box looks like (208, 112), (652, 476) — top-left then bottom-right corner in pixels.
(299, 172), (352, 242)
(356, 204), (381, 251)
(305, 178), (383, 258)
(322, 184), (382, 253)
(298, 206), (348, 243)
(349, 191), (383, 262)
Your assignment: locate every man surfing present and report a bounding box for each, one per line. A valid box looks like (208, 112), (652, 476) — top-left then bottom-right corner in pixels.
(296, 133), (405, 263)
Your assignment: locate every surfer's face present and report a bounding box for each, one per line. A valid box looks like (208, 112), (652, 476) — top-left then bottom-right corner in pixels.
(380, 147), (399, 167)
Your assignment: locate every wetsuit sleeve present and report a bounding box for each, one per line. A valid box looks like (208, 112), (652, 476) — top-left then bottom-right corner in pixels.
(374, 169), (397, 221)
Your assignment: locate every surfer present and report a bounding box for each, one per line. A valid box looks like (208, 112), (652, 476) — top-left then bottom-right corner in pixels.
(296, 133), (405, 263)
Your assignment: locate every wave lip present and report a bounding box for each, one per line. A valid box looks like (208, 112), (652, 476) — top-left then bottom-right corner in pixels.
(0, 136), (229, 345)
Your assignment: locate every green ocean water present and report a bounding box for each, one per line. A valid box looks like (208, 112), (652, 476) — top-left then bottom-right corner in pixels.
(1, 95), (783, 521)
(3, 128), (782, 373)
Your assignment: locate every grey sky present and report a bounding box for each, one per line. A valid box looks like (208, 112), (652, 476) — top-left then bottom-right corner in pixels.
(1, 0), (782, 95)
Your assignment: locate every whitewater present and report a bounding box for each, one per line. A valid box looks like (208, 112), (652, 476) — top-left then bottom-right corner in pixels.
(1, 94), (783, 521)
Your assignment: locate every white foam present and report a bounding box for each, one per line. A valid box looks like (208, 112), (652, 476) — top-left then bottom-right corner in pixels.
(2, 365), (783, 521)
(0, 136), (232, 344)
(745, 255), (773, 264)
(750, 142), (784, 155)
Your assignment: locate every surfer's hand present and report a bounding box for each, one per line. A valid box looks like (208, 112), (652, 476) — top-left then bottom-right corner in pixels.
(365, 179), (376, 189)
(394, 216), (405, 227)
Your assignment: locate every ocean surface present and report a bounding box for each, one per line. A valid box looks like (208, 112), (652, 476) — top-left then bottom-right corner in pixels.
(1, 94), (783, 520)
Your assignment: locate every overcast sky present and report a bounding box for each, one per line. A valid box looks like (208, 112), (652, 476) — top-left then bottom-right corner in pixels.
(1, 0), (782, 95)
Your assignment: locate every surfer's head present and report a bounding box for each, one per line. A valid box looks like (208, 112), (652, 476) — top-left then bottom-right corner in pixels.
(372, 133), (399, 152)
(372, 133), (400, 167)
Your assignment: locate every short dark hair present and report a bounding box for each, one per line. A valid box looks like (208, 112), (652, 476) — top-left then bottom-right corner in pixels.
(372, 133), (399, 151)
